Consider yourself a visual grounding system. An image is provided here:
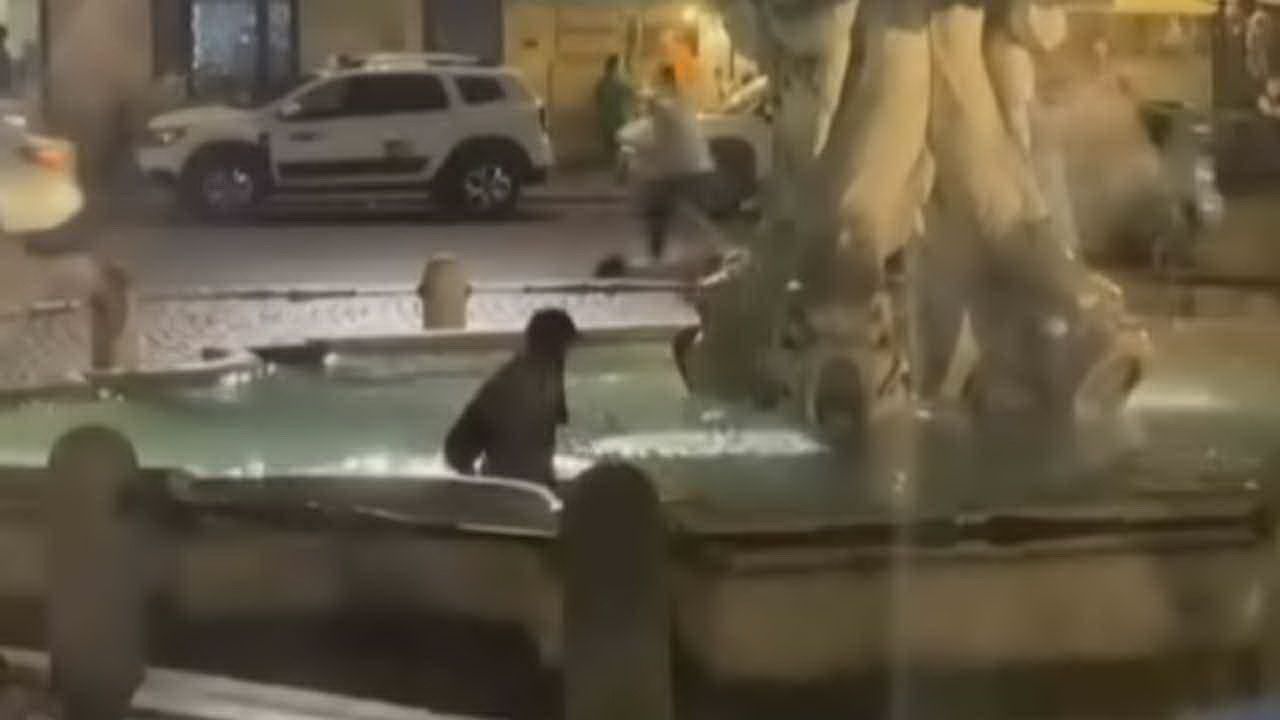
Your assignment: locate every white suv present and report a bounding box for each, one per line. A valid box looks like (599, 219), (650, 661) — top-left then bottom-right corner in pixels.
(137, 54), (554, 219)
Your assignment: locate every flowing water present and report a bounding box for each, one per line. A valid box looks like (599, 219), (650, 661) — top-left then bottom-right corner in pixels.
(0, 319), (1274, 523)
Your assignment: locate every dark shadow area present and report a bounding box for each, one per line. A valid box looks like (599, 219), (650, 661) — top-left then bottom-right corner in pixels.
(136, 203), (563, 230)
(153, 612), (560, 720)
(0, 602), (560, 720)
(0, 596), (1267, 719)
(674, 650), (1263, 719)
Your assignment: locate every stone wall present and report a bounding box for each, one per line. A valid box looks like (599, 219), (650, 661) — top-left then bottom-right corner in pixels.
(298, 0), (425, 71)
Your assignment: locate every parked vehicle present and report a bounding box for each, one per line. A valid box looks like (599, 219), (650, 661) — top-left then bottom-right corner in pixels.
(1213, 106), (1280, 184)
(137, 53), (554, 219)
(1134, 100), (1224, 265)
(1064, 95), (1223, 268)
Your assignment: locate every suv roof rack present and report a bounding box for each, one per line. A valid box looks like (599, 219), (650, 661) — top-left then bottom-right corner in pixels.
(343, 52), (483, 69)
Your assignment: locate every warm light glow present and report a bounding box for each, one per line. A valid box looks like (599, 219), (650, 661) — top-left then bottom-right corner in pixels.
(681, 4), (700, 23)
(18, 144), (72, 173)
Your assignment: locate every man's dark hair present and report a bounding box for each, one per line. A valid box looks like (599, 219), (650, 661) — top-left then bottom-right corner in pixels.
(605, 54), (620, 73)
(525, 308), (579, 357)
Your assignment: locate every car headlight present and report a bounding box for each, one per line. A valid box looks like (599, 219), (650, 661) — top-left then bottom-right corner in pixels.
(147, 126), (187, 146)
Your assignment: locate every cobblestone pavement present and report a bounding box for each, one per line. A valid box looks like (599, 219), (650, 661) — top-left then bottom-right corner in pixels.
(0, 289), (697, 392)
(0, 307), (89, 391)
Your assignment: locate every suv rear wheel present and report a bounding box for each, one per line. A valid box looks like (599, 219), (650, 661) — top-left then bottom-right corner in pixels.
(181, 147), (268, 220)
(440, 151), (522, 219)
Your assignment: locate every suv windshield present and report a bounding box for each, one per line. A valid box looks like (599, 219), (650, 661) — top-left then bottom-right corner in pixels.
(227, 74), (320, 109)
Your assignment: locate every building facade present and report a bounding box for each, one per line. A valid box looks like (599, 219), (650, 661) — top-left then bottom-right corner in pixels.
(28, 0), (1219, 185)
(33, 0), (506, 182)
(505, 1), (748, 165)
(31, 0), (747, 180)
(147, 0), (746, 165)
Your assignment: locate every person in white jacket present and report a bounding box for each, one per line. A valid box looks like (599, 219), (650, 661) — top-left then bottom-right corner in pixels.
(637, 64), (714, 262)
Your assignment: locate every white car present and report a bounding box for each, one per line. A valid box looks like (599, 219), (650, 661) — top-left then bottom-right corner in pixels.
(617, 76), (772, 215)
(138, 54), (554, 219)
(0, 122), (82, 235)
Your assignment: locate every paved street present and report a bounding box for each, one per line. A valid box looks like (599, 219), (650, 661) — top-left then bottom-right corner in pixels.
(84, 200), (666, 292)
(5, 181), (1280, 392)
(1194, 185), (1280, 280)
(70, 181), (1280, 293)
(2, 197), (708, 390)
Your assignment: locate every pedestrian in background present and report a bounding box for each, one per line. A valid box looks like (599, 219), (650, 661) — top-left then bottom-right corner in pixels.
(595, 54), (634, 162)
(635, 64), (713, 262)
(1246, 0), (1276, 86)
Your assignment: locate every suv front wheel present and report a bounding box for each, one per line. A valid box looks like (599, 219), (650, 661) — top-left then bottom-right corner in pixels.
(440, 152), (522, 219)
(181, 147), (268, 220)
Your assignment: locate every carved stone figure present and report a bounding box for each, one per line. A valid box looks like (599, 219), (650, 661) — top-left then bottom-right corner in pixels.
(681, 0), (1150, 439)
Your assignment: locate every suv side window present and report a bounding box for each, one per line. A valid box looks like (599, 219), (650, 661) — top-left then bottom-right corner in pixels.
(345, 74), (450, 115)
(456, 75), (506, 105)
(292, 78), (350, 120)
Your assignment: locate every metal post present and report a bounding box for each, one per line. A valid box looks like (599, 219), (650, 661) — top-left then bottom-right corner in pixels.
(89, 262), (138, 371)
(46, 426), (148, 720)
(562, 463), (673, 720)
(417, 254), (469, 330)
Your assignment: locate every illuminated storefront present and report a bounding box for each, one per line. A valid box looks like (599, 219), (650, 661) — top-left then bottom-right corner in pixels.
(506, 0), (751, 164)
(1054, 0), (1216, 107)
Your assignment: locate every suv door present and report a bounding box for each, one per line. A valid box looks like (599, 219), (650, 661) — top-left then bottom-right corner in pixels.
(269, 73), (451, 187)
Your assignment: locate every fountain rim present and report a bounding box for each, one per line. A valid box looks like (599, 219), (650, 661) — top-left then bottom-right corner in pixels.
(0, 462), (1265, 557)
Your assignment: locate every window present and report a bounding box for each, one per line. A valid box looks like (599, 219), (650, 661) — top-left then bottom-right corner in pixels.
(345, 74), (449, 115)
(456, 75), (505, 105)
(188, 0), (296, 105)
(292, 78), (348, 119)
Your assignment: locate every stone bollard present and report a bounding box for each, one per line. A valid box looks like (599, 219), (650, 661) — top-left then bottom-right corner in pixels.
(89, 262), (139, 371)
(46, 426), (148, 720)
(417, 255), (469, 330)
(562, 463), (673, 720)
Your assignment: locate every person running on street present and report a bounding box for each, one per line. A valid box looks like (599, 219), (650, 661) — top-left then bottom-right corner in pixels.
(637, 64), (714, 262)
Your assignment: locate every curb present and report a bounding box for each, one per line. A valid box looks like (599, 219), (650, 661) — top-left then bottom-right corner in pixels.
(524, 191), (630, 206)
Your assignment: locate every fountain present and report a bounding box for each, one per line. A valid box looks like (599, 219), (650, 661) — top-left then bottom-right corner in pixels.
(0, 1), (1274, 715)
(682, 0), (1149, 434)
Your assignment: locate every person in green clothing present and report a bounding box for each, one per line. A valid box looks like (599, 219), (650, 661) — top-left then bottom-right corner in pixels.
(595, 54), (634, 160)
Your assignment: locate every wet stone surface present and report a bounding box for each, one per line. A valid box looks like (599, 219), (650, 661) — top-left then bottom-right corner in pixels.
(0, 290), (696, 392)
(0, 309), (88, 392)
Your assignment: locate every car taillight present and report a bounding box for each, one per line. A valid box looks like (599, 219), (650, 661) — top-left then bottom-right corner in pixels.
(18, 144), (72, 172)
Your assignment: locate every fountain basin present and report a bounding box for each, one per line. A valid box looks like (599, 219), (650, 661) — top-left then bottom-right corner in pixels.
(0, 319), (1274, 687)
